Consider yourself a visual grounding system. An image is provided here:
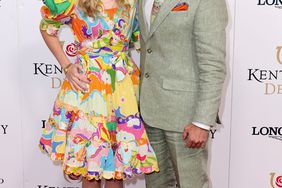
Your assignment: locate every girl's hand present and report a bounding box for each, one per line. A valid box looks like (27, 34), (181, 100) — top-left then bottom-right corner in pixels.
(65, 64), (90, 92)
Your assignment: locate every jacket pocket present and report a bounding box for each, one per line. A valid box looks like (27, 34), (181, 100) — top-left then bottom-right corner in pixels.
(162, 78), (197, 92)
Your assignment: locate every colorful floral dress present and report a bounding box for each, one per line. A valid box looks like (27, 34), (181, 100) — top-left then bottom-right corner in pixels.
(39, 0), (159, 180)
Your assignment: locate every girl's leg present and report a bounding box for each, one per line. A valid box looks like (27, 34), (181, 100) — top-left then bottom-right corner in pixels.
(105, 179), (123, 188)
(82, 178), (102, 188)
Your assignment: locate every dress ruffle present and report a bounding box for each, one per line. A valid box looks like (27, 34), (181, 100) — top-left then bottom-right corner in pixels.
(39, 98), (159, 180)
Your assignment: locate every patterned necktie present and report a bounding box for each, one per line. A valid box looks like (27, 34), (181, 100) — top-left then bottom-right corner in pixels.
(151, 0), (164, 23)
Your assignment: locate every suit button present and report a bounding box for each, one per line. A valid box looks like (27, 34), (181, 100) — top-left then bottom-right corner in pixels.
(145, 72), (150, 78)
(147, 49), (152, 53)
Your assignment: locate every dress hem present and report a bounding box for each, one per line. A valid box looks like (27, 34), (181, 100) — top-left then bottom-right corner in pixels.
(39, 144), (159, 181)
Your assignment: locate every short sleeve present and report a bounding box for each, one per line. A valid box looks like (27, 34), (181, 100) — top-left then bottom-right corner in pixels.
(40, 0), (76, 36)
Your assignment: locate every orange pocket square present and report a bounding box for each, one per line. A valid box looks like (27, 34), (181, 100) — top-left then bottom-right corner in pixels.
(172, 2), (189, 11)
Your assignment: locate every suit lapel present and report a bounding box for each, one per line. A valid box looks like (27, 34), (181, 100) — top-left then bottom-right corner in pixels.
(149, 0), (181, 38)
(138, 0), (149, 41)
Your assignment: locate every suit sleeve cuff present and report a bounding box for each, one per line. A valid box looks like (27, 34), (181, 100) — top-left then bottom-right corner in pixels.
(192, 122), (211, 130)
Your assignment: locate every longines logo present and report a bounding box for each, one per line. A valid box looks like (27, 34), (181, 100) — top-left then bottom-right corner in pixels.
(258, 0), (282, 9)
(270, 172), (282, 188)
(0, 124), (8, 135)
(247, 45), (282, 95)
(37, 185), (79, 188)
(252, 126), (282, 142)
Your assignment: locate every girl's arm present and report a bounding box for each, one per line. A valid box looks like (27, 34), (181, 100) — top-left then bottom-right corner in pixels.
(40, 29), (89, 91)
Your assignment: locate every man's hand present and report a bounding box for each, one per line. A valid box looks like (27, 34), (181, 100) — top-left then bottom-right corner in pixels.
(182, 124), (209, 148)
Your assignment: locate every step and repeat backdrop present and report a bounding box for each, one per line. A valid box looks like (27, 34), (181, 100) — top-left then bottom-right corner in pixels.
(1, 0), (282, 188)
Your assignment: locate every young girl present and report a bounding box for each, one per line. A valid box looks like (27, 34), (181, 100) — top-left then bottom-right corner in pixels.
(38, 0), (159, 187)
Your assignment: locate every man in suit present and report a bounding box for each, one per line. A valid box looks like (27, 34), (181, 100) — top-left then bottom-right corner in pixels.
(138, 0), (228, 187)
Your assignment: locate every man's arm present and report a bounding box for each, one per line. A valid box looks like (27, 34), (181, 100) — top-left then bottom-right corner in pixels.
(183, 0), (228, 148)
(192, 0), (228, 126)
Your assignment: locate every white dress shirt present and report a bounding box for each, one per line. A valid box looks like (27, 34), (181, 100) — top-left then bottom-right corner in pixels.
(142, 0), (211, 130)
(143, 0), (155, 31)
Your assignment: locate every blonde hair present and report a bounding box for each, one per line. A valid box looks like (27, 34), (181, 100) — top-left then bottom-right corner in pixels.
(78, 0), (131, 18)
